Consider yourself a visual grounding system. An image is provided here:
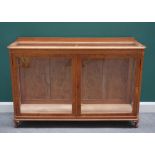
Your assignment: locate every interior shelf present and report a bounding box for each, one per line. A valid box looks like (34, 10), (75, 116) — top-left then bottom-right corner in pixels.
(81, 104), (132, 114)
(20, 103), (132, 114)
(20, 104), (72, 114)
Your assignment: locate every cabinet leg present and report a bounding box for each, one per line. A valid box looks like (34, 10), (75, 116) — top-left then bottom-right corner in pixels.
(14, 120), (21, 128)
(131, 120), (139, 128)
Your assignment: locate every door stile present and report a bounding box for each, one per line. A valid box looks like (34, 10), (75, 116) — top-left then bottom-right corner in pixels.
(131, 53), (141, 115)
(132, 52), (144, 115)
(75, 55), (81, 117)
(10, 53), (21, 116)
(72, 55), (78, 116)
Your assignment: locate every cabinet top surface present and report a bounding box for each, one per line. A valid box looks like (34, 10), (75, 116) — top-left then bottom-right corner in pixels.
(8, 37), (145, 50)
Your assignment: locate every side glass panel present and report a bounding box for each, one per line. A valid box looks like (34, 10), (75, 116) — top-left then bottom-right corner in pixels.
(81, 57), (136, 114)
(18, 57), (72, 114)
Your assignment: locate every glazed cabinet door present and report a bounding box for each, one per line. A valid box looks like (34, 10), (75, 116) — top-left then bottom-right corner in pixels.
(80, 55), (137, 115)
(16, 56), (74, 115)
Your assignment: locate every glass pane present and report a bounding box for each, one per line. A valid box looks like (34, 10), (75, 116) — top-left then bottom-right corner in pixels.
(18, 57), (72, 114)
(81, 58), (135, 114)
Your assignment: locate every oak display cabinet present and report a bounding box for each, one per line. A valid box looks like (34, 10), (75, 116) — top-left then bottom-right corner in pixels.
(8, 37), (145, 127)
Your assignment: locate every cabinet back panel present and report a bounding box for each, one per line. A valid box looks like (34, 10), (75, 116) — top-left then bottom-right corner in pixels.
(19, 57), (72, 103)
(81, 58), (135, 104)
(106, 59), (129, 99)
(19, 58), (50, 100)
(81, 60), (104, 99)
(50, 58), (72, 99)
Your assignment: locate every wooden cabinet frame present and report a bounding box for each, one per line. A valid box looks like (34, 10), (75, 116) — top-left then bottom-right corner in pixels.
(8, 38), (145, 127)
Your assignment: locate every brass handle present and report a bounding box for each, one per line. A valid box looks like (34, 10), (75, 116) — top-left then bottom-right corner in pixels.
(19, 57), (30, 68)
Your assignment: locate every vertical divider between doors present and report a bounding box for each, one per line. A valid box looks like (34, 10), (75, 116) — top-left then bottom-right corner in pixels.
(72, 55), (77, 116)
(72, 55), (76, 116)
(73, 55), (81, 117)
(77, 55), (82, 117)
